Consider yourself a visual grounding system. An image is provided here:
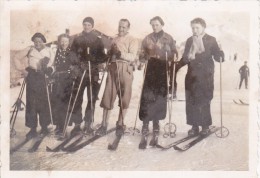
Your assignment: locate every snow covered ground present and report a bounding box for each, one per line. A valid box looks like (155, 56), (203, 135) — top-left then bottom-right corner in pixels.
(10, 59), (249, 171)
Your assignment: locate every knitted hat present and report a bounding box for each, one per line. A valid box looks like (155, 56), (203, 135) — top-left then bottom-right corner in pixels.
(82, 17), (94, 27)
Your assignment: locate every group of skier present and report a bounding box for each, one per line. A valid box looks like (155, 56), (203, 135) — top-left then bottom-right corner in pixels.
(18, 16), (225, 150)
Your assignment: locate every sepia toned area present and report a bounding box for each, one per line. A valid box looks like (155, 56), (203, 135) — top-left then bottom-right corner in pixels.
(9, 7), (249, 171)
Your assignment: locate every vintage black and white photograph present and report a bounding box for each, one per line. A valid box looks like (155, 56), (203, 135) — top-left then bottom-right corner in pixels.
(0, 1), (259, 178)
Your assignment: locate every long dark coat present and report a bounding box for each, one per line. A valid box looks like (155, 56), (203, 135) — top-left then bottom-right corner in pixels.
(179, 33), (224, 127)
(51, 48), (78, 128)
(139, 31), (177, 122)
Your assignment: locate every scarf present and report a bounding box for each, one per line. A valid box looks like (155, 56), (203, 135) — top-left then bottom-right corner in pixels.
(154, 30), (164, 42)
(188, 33), (205, 60)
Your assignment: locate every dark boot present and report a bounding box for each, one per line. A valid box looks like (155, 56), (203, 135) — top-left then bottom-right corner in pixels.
(200, 126), (210, 136)
(172, 88), (177, 100)
(115, 121), (126, 136)
(95, 125), (107, 136)
(188, 125), (199, 136)
(83, 121), (94, 135)
(40, 126), (49, 136)
(139, 122), (149, 149)
(150, 120), (159, 146)
(70, 124), (82, 137)
(26, 127), (37, 139)
(54, 125), (62, 135)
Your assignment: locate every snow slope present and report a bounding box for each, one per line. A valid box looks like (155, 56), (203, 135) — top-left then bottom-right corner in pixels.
(10, 59), (249, 171)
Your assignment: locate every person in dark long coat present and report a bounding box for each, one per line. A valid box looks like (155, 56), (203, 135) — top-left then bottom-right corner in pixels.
(139, 16), (177, 149)
(179, 17), (224, 136)
(51, 34), (80, 137)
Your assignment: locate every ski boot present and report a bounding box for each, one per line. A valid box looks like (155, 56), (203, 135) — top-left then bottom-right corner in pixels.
(40, 126), (49, 136)
(188, 125), (199, 136)
(26, 127), (37, 139)
(139, 122), (149, 149)
(95, 125), (107, 136)
(83, 121), (94, 135)
(200, 126), (210, 136)
(54, 125), (62, 135)
(108, 122), (125, 150)
(150, 120), (159, 147)
(54, 125), (64, 139)
(70, 124), (82, 137)
(115, 121), (126, 136)
(172, 91), (177, 100)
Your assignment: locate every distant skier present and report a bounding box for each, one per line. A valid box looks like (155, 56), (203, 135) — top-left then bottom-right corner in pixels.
(179, 18), (224, 136)
(239, 61), (249, 89)
(24, 32), (55, 138)
(138, 16), (178, 149)
(234, 53), (237, 62)
(97, 19), (138, 138)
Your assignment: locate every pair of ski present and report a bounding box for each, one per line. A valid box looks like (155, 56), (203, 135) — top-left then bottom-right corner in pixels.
(10, 133), (48, 154)
(233, 99), (248, 106)
(46, 127), (117, 153)
(156, 126), (220, 151)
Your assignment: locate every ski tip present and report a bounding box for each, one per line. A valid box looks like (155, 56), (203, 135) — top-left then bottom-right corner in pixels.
(28, 149), (35, 153)
(107, 144), (117, 151)
(46, 146), (52, 152)
(60, 147), (66, 151)
(155, 144), (166, 149)
(155, 144), (163, 149)
(173, 145), (183, 151)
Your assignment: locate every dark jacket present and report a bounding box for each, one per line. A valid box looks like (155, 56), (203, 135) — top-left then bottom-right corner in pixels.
(71, 30), (107, 65)
(239, 65), (249, 77)
(53, 48), (78, 72)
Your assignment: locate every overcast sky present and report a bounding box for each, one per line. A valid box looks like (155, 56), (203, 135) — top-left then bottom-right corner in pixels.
(10, 1), (250, 59)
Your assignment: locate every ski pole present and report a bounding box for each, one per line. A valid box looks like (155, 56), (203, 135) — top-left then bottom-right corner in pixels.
(163, 51), (176, 138)
(10, 79), (26, 137)
(220, 57), (223, 136)
(96, 49), (110, 99)
(62, 80), (75, 137)
(62, 70), (87, 137)
(165, 51), (172, 137)
(169, 53), (178, 136)
(88, 60), (94, 128)
(45, 74), (54, 127)
(215, 56), (229, 138)
(115, 60), (125, 128)
(87, 47), (95, 130)
(128, 60), (148, 135)
(10, 79), (26, 124)
(171, 56), (177, 99)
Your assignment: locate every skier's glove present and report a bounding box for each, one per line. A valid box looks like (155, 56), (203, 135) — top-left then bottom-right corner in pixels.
(219, 51), (225, 62)
(44, 67), (54, 77)
(40, 57), (50, 67)
(108, 43), (121, 59)
(83, 47), (95, 62)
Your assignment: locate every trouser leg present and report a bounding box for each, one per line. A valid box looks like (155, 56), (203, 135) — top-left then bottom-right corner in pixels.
(245, 77), (248, 89)
(239, 77), (244, 89)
